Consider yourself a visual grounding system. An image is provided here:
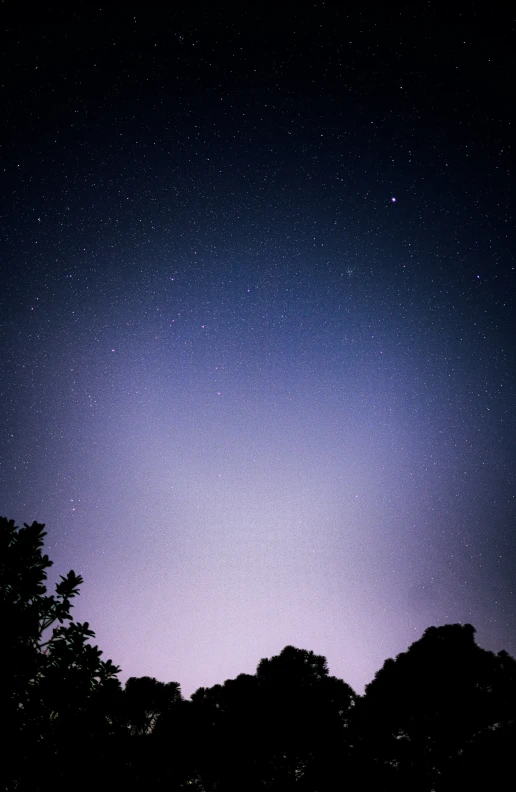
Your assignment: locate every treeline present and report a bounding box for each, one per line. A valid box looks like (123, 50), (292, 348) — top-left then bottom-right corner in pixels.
(1, 517), (515, 791)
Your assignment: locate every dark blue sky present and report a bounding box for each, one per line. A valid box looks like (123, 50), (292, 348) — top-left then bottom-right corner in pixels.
(1, 5), (514, 695)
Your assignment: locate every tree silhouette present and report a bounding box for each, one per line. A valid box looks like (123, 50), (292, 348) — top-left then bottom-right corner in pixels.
(255, 646), (356, 789)
(357, 623), (516, 791)
(0, 517), (120, 791)
(186, 646), (356, 790)
(3, 515), (515, 791)
(124, 675), (182, 736)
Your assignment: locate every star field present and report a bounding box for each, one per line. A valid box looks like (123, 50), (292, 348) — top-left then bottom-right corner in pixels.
(1, 5), (514, 695)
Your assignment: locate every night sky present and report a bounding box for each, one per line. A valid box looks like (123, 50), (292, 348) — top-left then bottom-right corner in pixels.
(1, 6), (515, 697)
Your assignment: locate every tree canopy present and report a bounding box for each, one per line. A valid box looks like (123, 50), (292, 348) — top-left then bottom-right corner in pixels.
(2, 515), (515, 791)
(0, 518), (122, 790)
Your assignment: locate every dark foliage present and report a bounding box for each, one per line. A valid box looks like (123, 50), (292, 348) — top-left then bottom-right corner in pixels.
(2, 516), (515, 791)
(0, 518), (121, 791)
(356, 623), (516, 790)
